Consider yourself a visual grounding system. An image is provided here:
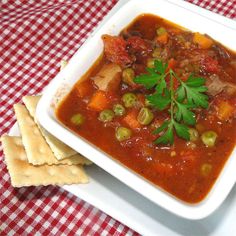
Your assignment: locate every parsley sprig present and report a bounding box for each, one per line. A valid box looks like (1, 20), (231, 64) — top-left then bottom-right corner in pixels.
(134, 60), (209, 145)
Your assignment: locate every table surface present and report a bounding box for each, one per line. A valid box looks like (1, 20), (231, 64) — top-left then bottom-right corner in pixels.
(0, 0), (235, 235)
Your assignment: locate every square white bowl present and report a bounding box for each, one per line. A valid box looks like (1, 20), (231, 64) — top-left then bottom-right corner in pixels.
(37, 0), (236, 219)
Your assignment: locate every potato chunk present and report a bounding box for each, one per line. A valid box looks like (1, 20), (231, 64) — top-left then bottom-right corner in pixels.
(93, 63), (122, 92)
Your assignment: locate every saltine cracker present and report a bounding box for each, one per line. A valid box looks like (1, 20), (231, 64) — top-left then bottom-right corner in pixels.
(1, 136), (88, 187)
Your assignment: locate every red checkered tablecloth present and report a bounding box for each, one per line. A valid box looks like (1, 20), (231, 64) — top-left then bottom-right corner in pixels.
(0, 0), (235, 235)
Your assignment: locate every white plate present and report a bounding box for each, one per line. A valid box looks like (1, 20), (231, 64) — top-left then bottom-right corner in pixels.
(9, 123), (236, 235)
(36, 0), (236, 219)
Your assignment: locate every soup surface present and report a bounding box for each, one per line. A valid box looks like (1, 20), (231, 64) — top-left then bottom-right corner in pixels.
(56, 14), (236, 203)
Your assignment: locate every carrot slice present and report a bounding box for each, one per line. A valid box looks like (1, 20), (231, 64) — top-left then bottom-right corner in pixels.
(193, 33), (213, 49)
(123, 110), (141, 130)
(217, 101), (234, 121)
(88, 90), (109, 111)
(155, 33), (168, 44)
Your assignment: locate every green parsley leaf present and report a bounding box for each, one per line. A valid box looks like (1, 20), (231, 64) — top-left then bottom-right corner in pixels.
(184, 85), (209, 108)
(173, 121), (190, 140)
(134, 73), (160, 89)
(134, 60), (167, 89)
(175, 102), (196, 125)
(147, 89), (171, 110)
(133, 60), (209, 145)
(179, 74), (209, 108)
(155, 76), (167, 94)
(176, 85), (185, 102)
(153, 121), (170, 134)
(154, 124), (174, 145)
(154, 60), (167, 74)
(185, 75), (205, 87)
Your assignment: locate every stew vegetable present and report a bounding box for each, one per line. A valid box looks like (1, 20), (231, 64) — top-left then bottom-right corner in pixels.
(56, 14), (236, 203)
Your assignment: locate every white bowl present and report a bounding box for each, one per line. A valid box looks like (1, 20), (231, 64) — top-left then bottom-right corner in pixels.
(37, 0), (236, 219)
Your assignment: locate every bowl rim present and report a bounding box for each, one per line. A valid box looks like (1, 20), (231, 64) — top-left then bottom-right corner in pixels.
(36, 0), (236, 219)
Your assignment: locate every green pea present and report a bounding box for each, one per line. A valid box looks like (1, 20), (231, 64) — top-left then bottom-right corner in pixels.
(122, 93), (137, 108)
(113, 104), (126, 116)
(201, 131), (218, 147)
(122, 68), (135, 86)
(189, 128), (199, 142)
(98, 109), (114, 122)
(200, 163), (212, 176)
(147, 58), (155, 68)
(70, 113), (85, 126)
(115, 127), (132, 142)
(137, 107), (154, 125)
(156, 27), (167, 36)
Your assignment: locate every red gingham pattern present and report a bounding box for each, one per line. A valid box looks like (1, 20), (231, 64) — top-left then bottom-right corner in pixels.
(188, 0), (236, 18)
(0, 0), (235, 235)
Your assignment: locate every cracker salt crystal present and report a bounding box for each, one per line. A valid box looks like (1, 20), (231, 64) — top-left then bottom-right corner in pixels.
(23, 95), (90, 162)
(1, 136), (89, 187)
(14, 103), (91, 165)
